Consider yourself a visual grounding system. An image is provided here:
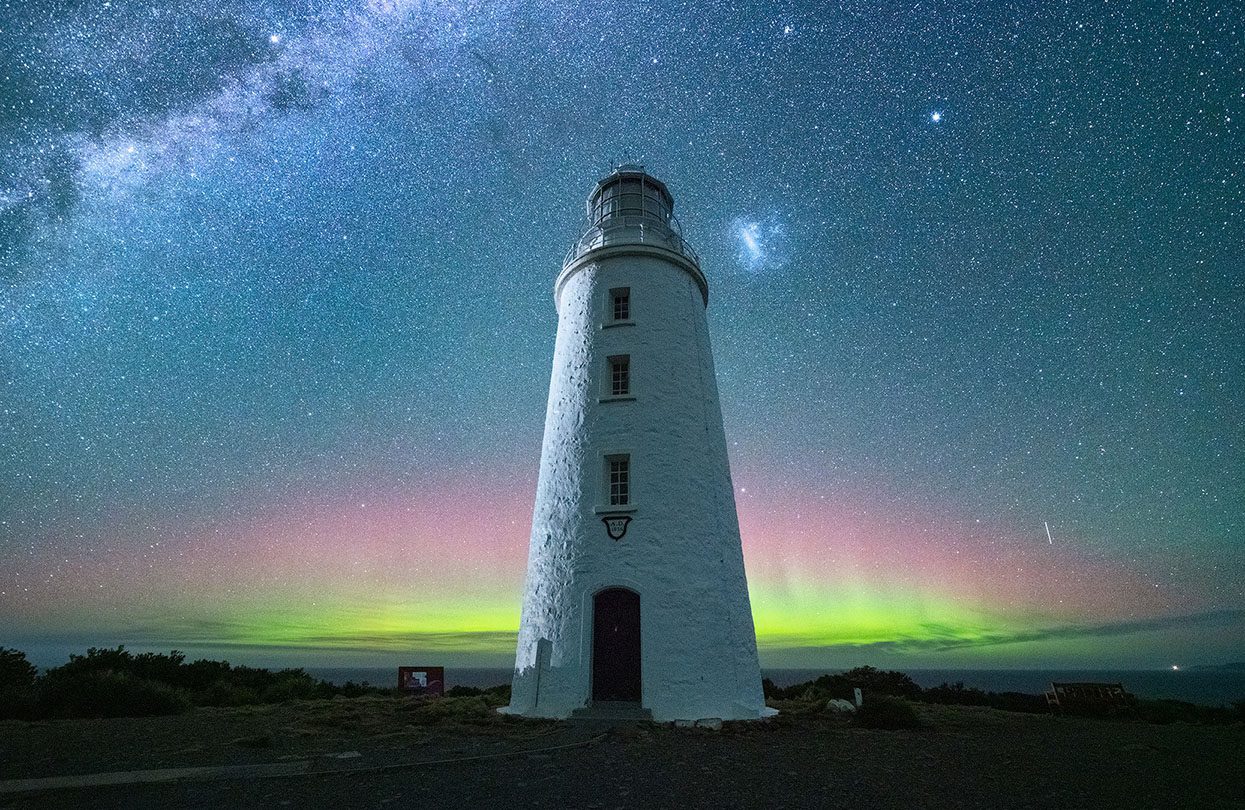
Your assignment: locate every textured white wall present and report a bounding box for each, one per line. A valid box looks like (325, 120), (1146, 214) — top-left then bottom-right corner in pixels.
(505, 247), (770, 722)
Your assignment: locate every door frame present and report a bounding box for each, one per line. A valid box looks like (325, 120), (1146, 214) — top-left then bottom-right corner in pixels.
(589, 585), (642, 703)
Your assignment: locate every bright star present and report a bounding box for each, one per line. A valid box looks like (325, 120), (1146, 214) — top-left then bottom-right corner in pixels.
(269, 33), (281, 44)
(930, 110), (943, 123)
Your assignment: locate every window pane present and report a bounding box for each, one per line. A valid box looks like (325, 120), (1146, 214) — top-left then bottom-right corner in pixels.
(610, 287), (630, 321)
(610, 355), (630, 396)
(608, 455), (630, 506)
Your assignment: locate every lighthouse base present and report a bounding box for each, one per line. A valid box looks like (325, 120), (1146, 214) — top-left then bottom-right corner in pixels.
(568, 702), (653, 722)
(498, 703), (778, 724)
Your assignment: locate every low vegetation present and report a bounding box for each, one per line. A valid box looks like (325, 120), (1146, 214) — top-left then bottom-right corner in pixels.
(762, 665), (1245, 727)
(762, 665), (921, 703)
(4, 649), (1241, 727)
(851, 694), (924, 729)
(0, 646), (393, 720)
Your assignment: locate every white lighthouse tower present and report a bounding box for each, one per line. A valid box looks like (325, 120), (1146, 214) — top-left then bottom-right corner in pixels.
(503, 165), (771, 723)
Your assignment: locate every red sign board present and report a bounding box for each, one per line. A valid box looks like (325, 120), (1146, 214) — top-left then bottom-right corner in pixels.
(397, 666), (444, 697)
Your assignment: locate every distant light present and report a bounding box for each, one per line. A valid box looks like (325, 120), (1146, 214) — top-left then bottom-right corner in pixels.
(1171, 664), (1180, 671)
(930, 111), (943, 123)
(269, 33), (281, 44)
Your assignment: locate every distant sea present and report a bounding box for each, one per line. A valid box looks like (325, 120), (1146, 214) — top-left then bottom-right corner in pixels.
(305, 667), (1245, 707)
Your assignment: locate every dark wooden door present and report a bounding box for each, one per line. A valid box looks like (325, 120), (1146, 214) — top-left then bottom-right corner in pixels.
(592, 588), (641, 702)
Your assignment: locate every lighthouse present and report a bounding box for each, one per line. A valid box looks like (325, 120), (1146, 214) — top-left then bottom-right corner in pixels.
(502, 166), (771, 722)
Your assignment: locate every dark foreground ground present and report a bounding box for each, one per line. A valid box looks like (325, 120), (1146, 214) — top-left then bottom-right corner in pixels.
(2, 696), (1242, 809)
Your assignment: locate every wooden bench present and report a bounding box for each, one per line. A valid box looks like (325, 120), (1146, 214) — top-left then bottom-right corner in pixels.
(1044, 681), (1137, 713)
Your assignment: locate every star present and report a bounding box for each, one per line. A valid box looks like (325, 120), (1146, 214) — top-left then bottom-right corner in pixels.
(930, 110), (943, 123)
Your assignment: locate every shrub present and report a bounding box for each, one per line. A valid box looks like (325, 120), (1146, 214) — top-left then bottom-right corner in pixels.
(0, 648), (40, 720)
(917, 682), (1048, 714)
(852, 695), (923, 730)
(412, 695), (502, 723)
(766, 667), (922, 703)
(920, 681), (990, 706)
(198, 680), (261, 707)
(336, 680), (383, 698)
(38, 670), (191, 718)
(261, 670), (328, 703)
(0, 687), (39, 720)
(446, 685), (484, 697)
(837, 666), (921, 698)
(0, 648), (38, 691)
(181, 659), (235, 692)
(0, 645), (457, 719)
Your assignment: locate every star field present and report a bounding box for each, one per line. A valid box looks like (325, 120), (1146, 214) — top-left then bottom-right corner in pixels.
(1, 0), (1241, 668)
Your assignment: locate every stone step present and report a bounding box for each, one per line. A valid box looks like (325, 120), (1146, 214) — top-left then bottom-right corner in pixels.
(569, 701), (653, 722)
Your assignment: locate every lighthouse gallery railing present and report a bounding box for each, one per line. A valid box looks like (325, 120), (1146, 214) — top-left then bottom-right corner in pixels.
(564, 216), (701, 269)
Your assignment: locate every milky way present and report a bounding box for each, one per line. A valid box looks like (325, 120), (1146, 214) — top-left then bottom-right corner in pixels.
(1, 1), (1241, 668)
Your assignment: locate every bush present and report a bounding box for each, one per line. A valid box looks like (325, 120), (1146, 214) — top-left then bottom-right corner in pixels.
(0, 648), (40, 720)
(411, 694), (503, 723)
(919, 681), (990, 706)
(917, 682), (1048, 714)
(198, 680), (261, 707)
(766, 667), (921, 702)
(446, 685), (484, 697)
(0, 645), (483, 720)
(181, 659), (235, 692)
(336, 680), (384, 698)
(0, 648), (38, 691)
(836, 666), (921, 698)
(38, 670), (191, 718)
(852, 695), (923, 730)
(50, 646), (187, 685)
(261, 671), (328, 703)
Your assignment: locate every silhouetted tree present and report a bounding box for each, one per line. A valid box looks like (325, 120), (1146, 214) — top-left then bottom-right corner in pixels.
(0, 647), (37, 691)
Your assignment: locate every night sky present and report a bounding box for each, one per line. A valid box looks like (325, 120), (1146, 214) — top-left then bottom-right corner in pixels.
(2, 1), (1241, 670)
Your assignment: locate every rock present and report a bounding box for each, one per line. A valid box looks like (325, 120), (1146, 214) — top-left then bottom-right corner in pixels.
(695, 718), (723, 730)
(827, 699), (857, 712)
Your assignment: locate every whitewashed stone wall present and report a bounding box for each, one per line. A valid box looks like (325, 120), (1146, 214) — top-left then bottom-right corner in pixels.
(504, 245), (770, 723)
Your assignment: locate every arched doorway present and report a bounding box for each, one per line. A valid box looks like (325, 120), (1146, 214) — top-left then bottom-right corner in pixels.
(592, 587), (641, 702)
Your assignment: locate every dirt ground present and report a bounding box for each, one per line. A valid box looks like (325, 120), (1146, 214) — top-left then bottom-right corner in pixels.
(1, 696), (1242, 808)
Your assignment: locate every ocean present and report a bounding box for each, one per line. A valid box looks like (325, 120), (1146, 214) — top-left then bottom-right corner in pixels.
(305, 666), (1245, 707)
